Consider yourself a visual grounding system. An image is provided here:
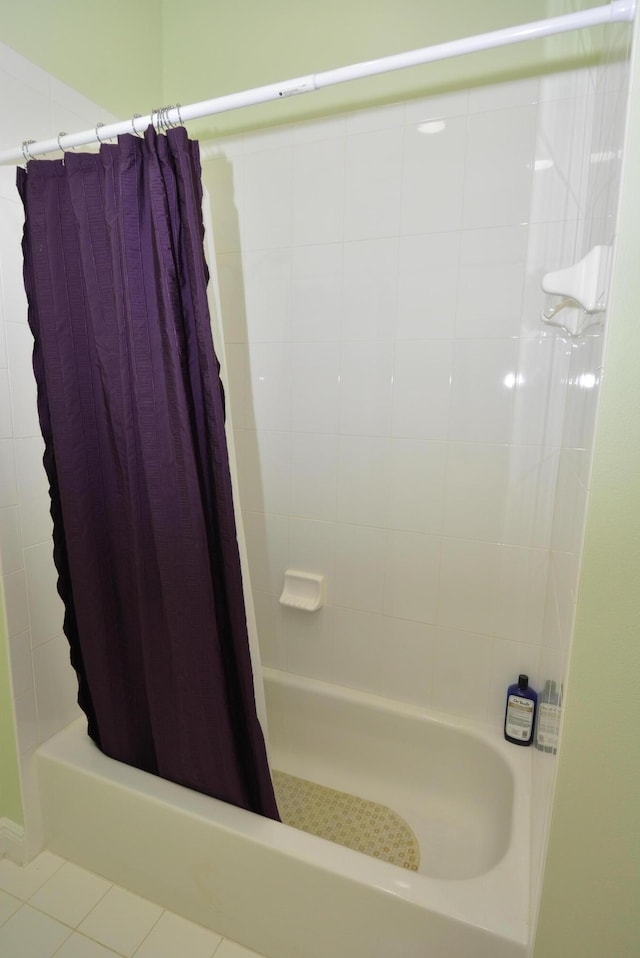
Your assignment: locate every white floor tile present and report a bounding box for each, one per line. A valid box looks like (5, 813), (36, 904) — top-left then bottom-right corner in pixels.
(0, 851), (65, 900)
(0, 888), (21, 926)
(55, 932), (122, 957)
(0, 904), (71, 958)
(134, 911), (222, 958)
(78, 886), (162, 957)
(214, 942), (266, 958)
(215, 938), (262, 958)
(29, 861), (112, 928)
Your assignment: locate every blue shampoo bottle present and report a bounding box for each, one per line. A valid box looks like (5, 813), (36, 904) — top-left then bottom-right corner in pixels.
(504, 674), (537, 746)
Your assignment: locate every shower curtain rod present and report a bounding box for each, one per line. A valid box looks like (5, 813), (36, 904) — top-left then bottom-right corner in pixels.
(1, 0), (635, 166)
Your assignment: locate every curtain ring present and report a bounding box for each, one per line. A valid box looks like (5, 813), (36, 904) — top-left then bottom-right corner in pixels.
(131, 114), (144, 138)
(57, 132), (74, 164)
(21, 139), (36, 165)
(175, 104), (184, 128)
(150, 108), (158, 132)
(95, 122), (106, 144)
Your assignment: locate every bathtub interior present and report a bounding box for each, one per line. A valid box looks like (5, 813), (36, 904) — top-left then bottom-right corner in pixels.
(265, 668), (515, 881)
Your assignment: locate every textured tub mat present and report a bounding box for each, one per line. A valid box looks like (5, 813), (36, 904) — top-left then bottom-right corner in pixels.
(272, 769), (420, 871)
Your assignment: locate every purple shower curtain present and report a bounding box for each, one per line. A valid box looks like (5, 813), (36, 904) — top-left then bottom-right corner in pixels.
(17, 126), (279, 820)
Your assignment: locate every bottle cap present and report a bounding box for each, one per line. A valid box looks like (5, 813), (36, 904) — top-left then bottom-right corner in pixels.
(518, 674), (529, 688)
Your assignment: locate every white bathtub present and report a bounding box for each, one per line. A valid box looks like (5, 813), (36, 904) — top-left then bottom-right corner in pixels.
(36, 668), (531, 958)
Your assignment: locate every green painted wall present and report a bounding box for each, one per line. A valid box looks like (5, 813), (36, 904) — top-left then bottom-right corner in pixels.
(533, 36), (640, 958)
(0, 0), (163, 117)
(0, 591), (23, 826)
(160, 0), (600, 137)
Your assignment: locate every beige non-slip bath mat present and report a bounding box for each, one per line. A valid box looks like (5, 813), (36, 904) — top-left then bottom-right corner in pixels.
(273, 769), (420, 871)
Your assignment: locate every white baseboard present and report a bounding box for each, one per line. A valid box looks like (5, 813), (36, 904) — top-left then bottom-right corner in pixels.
(0, 818), (26, 864)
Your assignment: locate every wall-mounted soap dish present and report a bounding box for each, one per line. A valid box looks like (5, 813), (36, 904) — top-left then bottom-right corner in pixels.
(279, 570), (325, 612)
(541, 245), (612, 337)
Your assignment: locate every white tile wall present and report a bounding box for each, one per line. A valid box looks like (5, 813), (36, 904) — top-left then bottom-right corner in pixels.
(0, 39), (117, 847)
(203, 58), (628, 745)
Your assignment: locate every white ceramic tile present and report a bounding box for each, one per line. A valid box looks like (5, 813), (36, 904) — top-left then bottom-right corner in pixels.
(550, 449), (589, 554)
(511, 337), (569, 447)
(404, 91), (469, 125)
(292, 115), (346, 144)
(291, 244), (342, 343)
(0, 437), (18, 507)
(530, 96), (592, 223)
(383, 530), (440, 624)
(449, 338), (519, 444)
(337, 436), (390, 527)
(6, 323), (39, 438)
(502, 446), (560, 549)
(391, 340), (453, 440)
(0, 44), (51, 98)
(78, 886), (162, 958)
(344, 127), (403, 240)
(538, 68), (591, 103)
(332, 607), (383, 694)
(2, 568), (29, 636)
(252, 591), (287, 670)
(234, 430), (289, 515)
(456, 226), (527, 339)
(246, 343), (290, 431)
(0, 505), (22, 573)
(14, 688), (38, 752)
(29, 862), (111, 929)
(339, 341), (393, 437)
(380, 617), (437, 708)
(400, 117), (466, 235)
(561, 333), (603, 451)
(241, 146), (292, 250)
(345, 103), (404, 135)
(341, 238), (398, 341)
(443, 443), (510, 542)
(15, 435), (53, 547)
(0, 316), (7, 368)
(134, 910), (222, 958)
(388, 439), (447, 535)
(437, 538), (501, 635)
(520, 220), (580, 338)
(24, 541), (64, 647)
(8, 629), (34, 698)
(0, 71), (52, 157)
(242, 249), (292, 342)
(0, 889), (20, 927)
(33, 633), (81, 742)
(396, 232), (459, 340)
(432, 627), (493, 722)
(54, 931), (123, 958)
(243, 512), (288, 595)
(214, 940), (266, 958)
(290, 342), (340, 433)
(0, 904), (70, 958)
(284, 605), (333, 682)
(50, 78), (116, 127)
(203, 152), (244, 254)
(462, 106), (537, 229)
(488, 637), (541, 729)
(495, 546), (549, 645)
(289, 434), (338, 522)
(217, 342), (246, 429)
(0, 367), (11, 437)
(288, 519), (337, 601)
(216, 252), (247, 344)
(468, 78), (539, 114)
(333, 524), (386, 613)
(0, 199), (29, 325)
(0, 851), (64, 900)
(292, 138), (345, 245)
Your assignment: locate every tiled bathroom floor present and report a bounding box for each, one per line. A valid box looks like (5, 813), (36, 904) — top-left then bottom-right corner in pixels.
(0, 851), (267, 958)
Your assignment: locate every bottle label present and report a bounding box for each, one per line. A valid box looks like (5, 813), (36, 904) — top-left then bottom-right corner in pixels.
(506, 694), (534, 740)
(536, 702), (561, 748)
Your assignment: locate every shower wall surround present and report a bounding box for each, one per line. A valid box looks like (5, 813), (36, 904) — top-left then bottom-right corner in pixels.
(0, 39), (116, 848)
(204, 58), (628, 730)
